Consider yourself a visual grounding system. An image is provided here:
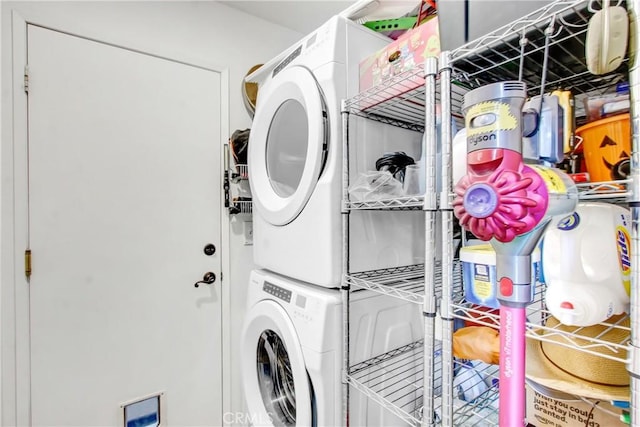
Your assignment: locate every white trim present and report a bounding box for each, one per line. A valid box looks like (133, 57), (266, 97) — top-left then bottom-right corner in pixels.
(219, 67), (234, 427)
(11, 12), (228, 75)
(25, 22), (224, 74)
(1, 10), (22, 427)
(6, 12), (232, 427)
(9, 12), (30, 427)
(0, 7), (3, 424)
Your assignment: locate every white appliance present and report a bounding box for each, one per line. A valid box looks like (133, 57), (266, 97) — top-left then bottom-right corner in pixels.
(248, 16), (425, 287)
(241, 269), (423, 426)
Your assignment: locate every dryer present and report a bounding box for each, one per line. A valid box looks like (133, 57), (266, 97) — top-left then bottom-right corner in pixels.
(241, 269), (423, 426)
(248, 16), (424, 288)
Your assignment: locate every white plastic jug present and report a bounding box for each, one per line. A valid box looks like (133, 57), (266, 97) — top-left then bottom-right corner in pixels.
(542, 202), (631, 326)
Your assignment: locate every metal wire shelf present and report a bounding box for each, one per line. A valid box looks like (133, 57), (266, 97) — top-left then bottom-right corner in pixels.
(344, 67), (427, 131)
(446, 359), (625, 426)
(345, 195), (425, 211)
(347, 340), (439, 427)
(342, 2), (629, 133)
(230, 164), (248, 183)
(575, 179), (631, 201)
(450, 358), (500, 427)
(345, 262), (461, 305)
(451, 283), (631, 364)
(351, 8), (628, 126)
(450, 387), (500, 427)
(343, 68), (467, 130)
(448, 0), (627, 108)
(229, 200), (252, 215)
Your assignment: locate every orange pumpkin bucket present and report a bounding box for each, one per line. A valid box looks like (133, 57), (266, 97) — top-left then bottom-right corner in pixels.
(576, 113), (631, 182)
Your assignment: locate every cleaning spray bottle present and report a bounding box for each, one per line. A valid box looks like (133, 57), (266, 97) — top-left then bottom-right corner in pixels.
(452, 81), (578, 426)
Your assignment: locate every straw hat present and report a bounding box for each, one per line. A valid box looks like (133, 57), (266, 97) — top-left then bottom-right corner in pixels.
(242, 64), (263, 118)
(526, 314), (630, 401)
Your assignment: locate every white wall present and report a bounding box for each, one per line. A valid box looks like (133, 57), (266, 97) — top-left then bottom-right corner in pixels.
(1, 2), (302, 424)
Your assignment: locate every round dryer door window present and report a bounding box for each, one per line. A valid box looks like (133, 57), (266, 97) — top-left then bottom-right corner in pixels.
(249, 65), (327, 226)
(241, 300), (314, 426)
(266, 99), (309, 198)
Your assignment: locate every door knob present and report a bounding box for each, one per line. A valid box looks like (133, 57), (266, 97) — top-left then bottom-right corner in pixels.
(194, 272), (216, 288)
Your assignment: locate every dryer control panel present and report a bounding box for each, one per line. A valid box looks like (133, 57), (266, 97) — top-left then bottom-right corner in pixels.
(273, 45), (301, 78)
(263, 281), (292, 303)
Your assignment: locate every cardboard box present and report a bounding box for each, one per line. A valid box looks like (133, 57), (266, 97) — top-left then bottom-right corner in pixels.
(358, 17), (440, 107)
(525, 385), (626, 427)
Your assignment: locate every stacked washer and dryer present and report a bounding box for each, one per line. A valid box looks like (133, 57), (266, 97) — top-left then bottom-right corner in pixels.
(242, 15), (427, 426)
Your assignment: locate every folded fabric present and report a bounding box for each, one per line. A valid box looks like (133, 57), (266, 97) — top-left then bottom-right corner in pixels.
(453, 326), (500, 365)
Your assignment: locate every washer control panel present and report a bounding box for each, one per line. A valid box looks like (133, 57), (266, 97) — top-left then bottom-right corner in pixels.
(263, 281), (292, 304)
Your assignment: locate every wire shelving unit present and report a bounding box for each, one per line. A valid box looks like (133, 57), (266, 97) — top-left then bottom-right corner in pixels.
(340, 0), (639, 425)
(438, 0), (638, 425)
(341, 55), (442, 426)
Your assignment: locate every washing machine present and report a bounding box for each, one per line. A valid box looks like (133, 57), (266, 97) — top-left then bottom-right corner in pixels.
(241, 269), (424, 426)
(248, 15), (426, 288)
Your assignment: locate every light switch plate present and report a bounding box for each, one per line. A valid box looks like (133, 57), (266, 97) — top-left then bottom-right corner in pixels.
(244, 220), (253, 246)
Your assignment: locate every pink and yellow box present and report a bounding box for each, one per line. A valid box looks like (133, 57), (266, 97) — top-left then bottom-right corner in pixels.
(358, 17), (440, 109)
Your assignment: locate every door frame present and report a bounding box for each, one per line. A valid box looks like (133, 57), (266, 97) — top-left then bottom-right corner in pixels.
(4, 12), (232, 426)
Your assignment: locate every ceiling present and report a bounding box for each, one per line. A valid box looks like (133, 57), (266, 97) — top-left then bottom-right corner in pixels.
(218, 1), (356, 34)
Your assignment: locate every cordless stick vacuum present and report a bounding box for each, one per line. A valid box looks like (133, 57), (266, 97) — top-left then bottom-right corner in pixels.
(452, 81), (577, 426)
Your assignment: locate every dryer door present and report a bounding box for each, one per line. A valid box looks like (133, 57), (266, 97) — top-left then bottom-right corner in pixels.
(249, 65), (328, 226)
(241, 300), (314, 426)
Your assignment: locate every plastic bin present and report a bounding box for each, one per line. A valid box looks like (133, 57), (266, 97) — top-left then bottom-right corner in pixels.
(576, 113), (630, 182)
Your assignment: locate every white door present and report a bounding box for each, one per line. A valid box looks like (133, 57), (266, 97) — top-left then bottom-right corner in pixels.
(26, 25), (223, 426)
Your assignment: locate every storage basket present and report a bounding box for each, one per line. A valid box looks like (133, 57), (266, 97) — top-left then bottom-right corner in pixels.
(576, 113), (630, 182)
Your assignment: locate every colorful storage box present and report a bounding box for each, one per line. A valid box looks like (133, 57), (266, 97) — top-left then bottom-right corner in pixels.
(460, 244), (542, 309)
(358, 17), (440, 108)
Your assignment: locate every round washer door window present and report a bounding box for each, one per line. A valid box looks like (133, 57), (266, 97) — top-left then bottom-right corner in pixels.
(241, 300), (313, 426)
(256, 329), (297, 425)
(249, 65), (327, 226)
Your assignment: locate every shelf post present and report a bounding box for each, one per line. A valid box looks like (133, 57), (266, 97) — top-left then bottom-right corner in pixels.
(438, 50), (456, 427)
(340, 99), (351, 427)
(422, 55), (439, 427)
(626, 1), (640, 425)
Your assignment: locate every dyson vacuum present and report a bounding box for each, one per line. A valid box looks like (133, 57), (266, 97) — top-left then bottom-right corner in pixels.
(453, 81), (578, 426)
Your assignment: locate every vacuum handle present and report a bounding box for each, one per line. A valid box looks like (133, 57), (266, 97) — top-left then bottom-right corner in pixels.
(499, 305), (527, 426)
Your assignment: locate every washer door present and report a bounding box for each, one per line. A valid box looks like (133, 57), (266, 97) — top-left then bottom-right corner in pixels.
(242, 300), (313, 426)
(248, 65), (328, 226)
